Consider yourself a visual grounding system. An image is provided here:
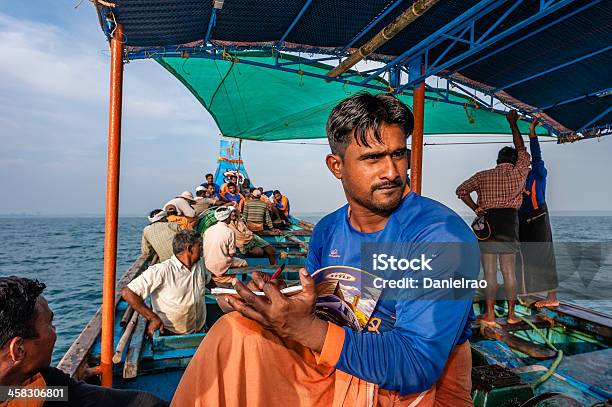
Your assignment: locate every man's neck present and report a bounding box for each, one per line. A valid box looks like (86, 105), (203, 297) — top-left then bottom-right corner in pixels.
(175, 254), (193, 270)
(346, 201), (391, 233)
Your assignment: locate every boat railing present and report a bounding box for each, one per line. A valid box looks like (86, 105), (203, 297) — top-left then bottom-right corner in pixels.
(57, 252), (155, 379)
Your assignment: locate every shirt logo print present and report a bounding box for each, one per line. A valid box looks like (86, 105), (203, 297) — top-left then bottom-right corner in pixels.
(329, 248), (340, 258)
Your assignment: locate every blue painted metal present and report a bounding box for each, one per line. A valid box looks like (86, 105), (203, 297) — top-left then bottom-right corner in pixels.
(340, 0), (405, 54)
(276, 56), (338, 67)
(204, 8), (217, 44)
(431, 25), (472, 69)
(579, 106), (612, 132)
(276, 0), (313, 48)
(401, 0), (578, 88)
(477, 0), (524, 43)
(444, 1), (601, 79)
(360, 0), (506, 85)
(494, 45), (612, 92)
(538, 87), (612, 111)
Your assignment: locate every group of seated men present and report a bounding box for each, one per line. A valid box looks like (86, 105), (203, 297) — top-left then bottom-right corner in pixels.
(131, 173), (291, 336)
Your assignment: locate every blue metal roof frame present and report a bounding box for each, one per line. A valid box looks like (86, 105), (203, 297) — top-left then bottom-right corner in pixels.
(93, 0), (612, 141)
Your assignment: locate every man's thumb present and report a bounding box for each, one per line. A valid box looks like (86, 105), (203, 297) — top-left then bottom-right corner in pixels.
(299, 268), (315, 293)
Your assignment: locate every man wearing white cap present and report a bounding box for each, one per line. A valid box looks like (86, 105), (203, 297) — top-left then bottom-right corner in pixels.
(164, 191), (197, 218)
(194, 185), (220, 216)
(141, 209), (182, 262)
(202, 206), (248, 285)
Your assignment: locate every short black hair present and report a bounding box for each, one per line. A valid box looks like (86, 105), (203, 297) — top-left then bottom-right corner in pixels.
(149, 209), (163, 218)
(205, 173), (213, 178)
(172, 230), (200, 255)
(273, 190), (281, 195)
(497, 146), (518, 165)
(227, 182), (236, 188)
(326, 92), (414, 157)
(0, 277), (46, 348)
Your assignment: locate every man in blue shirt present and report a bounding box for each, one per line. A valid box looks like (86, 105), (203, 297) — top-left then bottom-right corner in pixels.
(518, 119), (558, 307)
(172, 93), (479, 406)
(201, 172), (220, 194)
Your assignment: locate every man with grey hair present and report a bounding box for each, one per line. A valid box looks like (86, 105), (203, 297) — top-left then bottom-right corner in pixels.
(122, 230), (210, 335)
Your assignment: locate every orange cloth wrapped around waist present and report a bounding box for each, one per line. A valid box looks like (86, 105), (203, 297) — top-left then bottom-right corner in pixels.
(170, 312), (472, 407)
(0, 373), (46, 407)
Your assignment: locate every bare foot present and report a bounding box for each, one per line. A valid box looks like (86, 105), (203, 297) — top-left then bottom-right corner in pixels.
(477, 314), (500, 328)
(506, 316), (521, 324)
(535, 299), (560, 308)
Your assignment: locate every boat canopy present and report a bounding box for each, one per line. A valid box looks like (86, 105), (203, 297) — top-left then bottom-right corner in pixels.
(93, 0), (611, 142)
(157, 52), (547, 141)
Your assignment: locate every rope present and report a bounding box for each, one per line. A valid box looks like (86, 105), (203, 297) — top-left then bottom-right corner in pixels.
(493, 308), (563, 388)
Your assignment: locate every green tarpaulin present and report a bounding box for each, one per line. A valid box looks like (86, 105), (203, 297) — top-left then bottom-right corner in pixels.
(157, 52), (548, 141)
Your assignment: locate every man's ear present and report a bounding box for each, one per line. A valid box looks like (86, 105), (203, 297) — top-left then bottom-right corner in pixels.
(325, 153), (343, 180)
(8, 337), (26, 363)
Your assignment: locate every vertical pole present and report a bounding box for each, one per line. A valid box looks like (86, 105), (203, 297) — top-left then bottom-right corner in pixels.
(101, 24), (124, 388)
(410, 65), (425, 194)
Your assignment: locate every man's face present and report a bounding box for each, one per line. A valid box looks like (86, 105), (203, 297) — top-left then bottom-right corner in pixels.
(273, 192), (281, 202)
(187, 243), (202, 264)
(230, 176), (237, 184)
(206, 185), (215, 196)
(206, 175), (213, 183)
(229, 185), (236, 194)
(327, 123), (408, 212)
(17, 297), (57, 373)
(230, 211), (237, 221)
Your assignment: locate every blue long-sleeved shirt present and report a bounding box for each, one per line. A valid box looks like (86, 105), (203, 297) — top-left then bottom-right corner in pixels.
(306, 191), (479, 395)
(519, 136), (548, 215)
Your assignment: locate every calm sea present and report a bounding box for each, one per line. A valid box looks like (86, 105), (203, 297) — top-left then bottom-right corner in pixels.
(0, 215), (611, 364)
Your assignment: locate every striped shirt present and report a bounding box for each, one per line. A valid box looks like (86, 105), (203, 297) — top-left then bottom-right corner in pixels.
(243, 199), (273, 229)
(141, 221), (182, 261)
(456, 147), (531, 210)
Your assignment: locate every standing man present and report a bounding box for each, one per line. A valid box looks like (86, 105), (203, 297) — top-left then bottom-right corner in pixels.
(202, 207), (248, 285)
(141, 209), (182, 262)
(172, 93), (479, 406)
(518, 119), (558, 307)
(123, 230), (210, 336)
(456, 110), (531, 325)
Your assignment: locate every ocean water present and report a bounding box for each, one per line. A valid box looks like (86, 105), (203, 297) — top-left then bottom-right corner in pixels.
(0, 215), (610, 364)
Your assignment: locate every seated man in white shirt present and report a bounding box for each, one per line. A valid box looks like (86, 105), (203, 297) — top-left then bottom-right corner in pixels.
(202, 206), (248, 286)
(122, 230), (210, 336)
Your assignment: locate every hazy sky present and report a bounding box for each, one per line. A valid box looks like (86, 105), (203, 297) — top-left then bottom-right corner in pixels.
(1, 1), (610, 216)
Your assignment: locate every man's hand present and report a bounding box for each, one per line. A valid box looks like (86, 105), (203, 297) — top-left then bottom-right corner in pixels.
(147, 315), (164, 337)
(225, 269), (328, 352)
(246, 271), (287, 291)
(475, 206), (487, 216)
(530, 118), (539, 135)
(506, 109), (519, 125)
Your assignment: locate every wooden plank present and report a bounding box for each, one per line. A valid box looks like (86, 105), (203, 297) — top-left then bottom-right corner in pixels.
(269, 241), (303, 248)
(296, 220), (314, 232)
(225, 265), (303, 275)
(123, 314), (147, 379)
(480, 325), (557, 359)
(113, 311), (138, 364)
(523, 294), (612, 340)
(257, 229), (311, 237)
(285, 235), (309, 250)
(119, 305), (134, 328)
(57, 253), (152, 378)
(471, 315), (554, 333)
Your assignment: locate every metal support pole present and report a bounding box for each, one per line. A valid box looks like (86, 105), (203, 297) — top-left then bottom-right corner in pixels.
(410, 65), (425, 194)
(101, 24), (124, 388)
